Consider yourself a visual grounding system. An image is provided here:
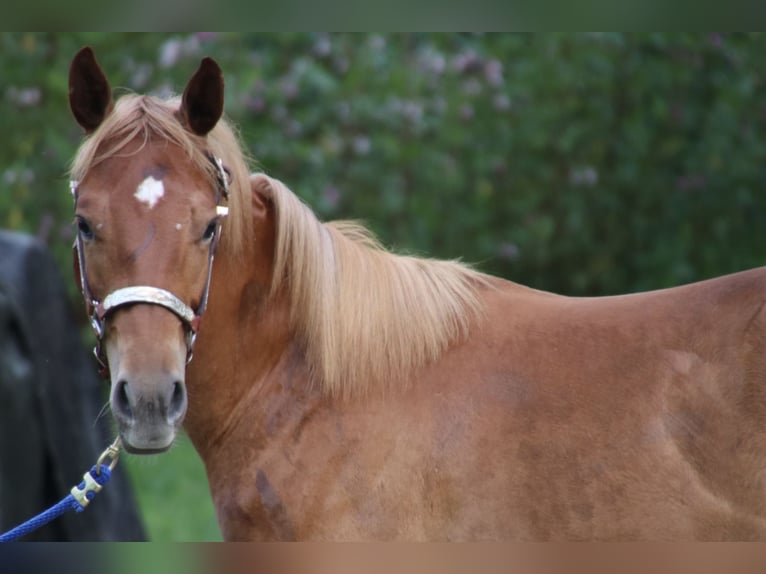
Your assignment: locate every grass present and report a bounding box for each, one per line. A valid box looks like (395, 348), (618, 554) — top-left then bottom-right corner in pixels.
(109, 544), (209, 574)
(121, 431), (223, 541)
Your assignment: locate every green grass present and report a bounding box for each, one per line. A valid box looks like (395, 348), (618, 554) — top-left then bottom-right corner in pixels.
(109, 544), (208, 574)
(121, 431), (223, 541)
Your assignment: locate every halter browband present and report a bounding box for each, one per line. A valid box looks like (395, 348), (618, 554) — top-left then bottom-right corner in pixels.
(71, 152), (230, 376)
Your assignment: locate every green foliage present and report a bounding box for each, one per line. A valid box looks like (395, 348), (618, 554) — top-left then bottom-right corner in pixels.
(4, 33), (766, 539)
(4, 33), (766, 296)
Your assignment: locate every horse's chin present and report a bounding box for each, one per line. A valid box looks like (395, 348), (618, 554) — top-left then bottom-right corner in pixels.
(119, 429), (176, 455)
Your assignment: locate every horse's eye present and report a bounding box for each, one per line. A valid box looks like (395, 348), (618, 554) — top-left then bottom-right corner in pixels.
(202, 220), (218, 242)
(76, 217), (94, 241)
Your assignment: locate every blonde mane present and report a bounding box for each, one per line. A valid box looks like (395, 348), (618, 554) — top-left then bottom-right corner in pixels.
(69, 93), (253, 257)
(69, 92), (487, 397)
(253, 174), (489, 397)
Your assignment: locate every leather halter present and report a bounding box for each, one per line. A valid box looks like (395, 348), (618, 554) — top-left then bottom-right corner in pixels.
(71, 154), (230, 377)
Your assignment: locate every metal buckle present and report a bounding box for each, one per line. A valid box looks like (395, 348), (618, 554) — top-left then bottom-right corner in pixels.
(213, 155), (230, 199)
(185, 330), (196, 364)
(90, 311), (103, 339)
(70, 471), (103, 508)
(70, 437), (121, 507)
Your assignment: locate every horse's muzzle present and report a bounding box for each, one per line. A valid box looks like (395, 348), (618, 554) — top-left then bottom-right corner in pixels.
(111, 376), (187, 454)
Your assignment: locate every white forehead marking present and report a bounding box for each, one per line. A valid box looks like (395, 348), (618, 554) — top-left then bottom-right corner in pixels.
(134, 176), (165, 209)
(175, 223), (182, 231)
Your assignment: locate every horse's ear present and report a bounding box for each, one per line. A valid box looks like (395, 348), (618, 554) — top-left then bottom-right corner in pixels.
(180, 57), (224, 136)
(250, 174), (273, 223)
(68, 46), (113, 133)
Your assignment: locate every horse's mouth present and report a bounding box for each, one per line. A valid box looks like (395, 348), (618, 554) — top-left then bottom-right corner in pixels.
(121, 442), (174, 455)
(119, 429), (176, 455)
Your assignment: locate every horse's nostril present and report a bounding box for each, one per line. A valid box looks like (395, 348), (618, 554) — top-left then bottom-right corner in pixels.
(167, 380), (187, 423)
(113, 379), (134, 420)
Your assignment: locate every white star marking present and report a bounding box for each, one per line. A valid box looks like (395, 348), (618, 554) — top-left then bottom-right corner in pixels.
(134, 176), (165, 209)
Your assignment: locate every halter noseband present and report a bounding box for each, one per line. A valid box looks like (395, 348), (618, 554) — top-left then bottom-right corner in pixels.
(71, 153), (230, 377)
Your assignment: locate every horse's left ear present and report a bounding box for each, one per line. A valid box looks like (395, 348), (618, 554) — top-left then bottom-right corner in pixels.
(180, 57), (224, 136)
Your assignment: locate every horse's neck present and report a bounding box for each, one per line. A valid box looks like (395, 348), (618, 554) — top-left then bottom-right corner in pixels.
(182, 250), (311, 460)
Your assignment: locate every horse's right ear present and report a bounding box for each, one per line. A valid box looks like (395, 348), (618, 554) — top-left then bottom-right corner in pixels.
(68, 46), (113, 133)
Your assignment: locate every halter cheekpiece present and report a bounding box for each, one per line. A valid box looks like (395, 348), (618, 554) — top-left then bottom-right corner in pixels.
(71, 153), (231, 377)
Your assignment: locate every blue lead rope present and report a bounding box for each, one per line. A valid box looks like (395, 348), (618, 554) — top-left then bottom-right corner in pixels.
(0, 438), (120, 542)
(0, 465), (112, 542)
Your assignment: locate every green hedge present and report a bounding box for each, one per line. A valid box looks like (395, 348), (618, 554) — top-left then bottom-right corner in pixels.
(3, 33), (766, 297)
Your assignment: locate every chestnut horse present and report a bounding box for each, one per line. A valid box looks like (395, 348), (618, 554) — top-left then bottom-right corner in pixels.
(67, 47), (766, 540)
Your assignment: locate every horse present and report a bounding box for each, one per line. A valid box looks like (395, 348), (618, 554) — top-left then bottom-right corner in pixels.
(67, 46), (766, 541)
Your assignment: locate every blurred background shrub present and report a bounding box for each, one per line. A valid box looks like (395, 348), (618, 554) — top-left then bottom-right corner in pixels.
(5, 33), (766, 297)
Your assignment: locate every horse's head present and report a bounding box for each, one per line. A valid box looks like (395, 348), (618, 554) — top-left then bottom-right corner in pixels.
(68, 47), (230, 453)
